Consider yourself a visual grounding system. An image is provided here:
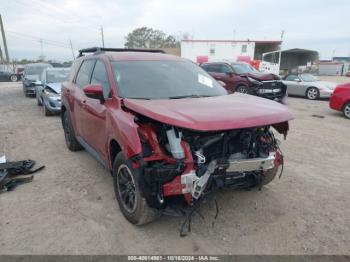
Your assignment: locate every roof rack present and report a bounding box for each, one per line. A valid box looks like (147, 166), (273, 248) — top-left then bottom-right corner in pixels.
(78, 47), (166, 57)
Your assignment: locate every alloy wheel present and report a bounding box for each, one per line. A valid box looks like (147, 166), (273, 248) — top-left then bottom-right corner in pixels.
(10, 75), (18, 82)
(117, 164), (137, 213)
(307, 88), (318, 100)
(236, 86), (248, 94)
(344, 103), (350, 119)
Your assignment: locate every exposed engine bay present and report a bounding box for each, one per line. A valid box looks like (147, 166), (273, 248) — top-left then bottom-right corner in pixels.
(134, 115), (285, 211)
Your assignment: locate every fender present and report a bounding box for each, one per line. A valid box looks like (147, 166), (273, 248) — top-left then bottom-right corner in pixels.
(107, 102), (142, 163)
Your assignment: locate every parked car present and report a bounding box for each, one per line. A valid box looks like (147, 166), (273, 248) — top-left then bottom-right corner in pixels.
(345, 72), (350, 77)
(61, 47), (293, 225)
(22, 63), (53, 96)
(200, 61), (287, 103)
(282, 73), (337, 100)
(329, 83), (350, 119)
(36, 68), (70, 116)
(0, 70), (19, 82)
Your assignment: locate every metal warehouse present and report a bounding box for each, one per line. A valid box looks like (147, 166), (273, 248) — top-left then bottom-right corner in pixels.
(181, 39), (281, 63)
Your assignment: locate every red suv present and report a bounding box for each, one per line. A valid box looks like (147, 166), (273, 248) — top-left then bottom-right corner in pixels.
(200, 61), (287, 103)
(61, 48), (293, 225)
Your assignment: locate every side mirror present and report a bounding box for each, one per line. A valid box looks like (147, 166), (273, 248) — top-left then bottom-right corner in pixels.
(217, 80), (226, 87)
(83, 84), (104, 103)
(295, 79), (301, 82)
(225, 71), (234, 76)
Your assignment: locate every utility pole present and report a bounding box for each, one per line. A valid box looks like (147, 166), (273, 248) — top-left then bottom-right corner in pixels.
(100, 26), (105, 47)
(39, 39), (45, 60)
(0, 14), (9, 61)
(277, 30), (285, 74)
(69, 39), (75, 59)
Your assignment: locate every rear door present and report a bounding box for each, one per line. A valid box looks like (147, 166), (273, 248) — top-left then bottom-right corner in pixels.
(71, 59), (96, 136)
(79, 59), (112, 162)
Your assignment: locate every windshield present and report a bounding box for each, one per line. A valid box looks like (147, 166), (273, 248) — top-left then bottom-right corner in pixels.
(46, 70), (69, 83)
(25, 66), (48, 75)
(300, 74), (318, 82)
(231, 63), (258, 74)
(112, 60), (227, 99)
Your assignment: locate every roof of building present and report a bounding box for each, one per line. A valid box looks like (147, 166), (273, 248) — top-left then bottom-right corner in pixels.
(181, 39), (282, 44)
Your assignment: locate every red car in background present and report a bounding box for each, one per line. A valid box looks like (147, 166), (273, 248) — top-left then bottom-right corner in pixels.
(200, 61), (287, 103)
(329, 83), (350, 119)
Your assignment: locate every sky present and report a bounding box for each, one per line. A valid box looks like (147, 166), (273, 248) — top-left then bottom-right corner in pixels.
(1, 0), (349, 61)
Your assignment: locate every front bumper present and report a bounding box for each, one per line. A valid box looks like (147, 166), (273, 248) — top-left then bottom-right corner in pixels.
(319, 89), (333, 98)
(24, 86), (36, 95)
(43, 96), (62, 113)
(252, 81), (287, 103)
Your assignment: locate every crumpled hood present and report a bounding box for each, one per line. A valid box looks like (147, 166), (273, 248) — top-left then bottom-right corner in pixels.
(46, 82), (62, 94)
(124, 94), (293, 131)
(241, 72), (280, 81)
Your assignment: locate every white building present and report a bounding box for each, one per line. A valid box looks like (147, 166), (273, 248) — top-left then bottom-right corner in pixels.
(181, 39), (281, 63)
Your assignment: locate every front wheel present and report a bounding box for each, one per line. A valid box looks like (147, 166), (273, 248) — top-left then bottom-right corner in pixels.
(37, 95), (42, 106)
(343, 102), (350, 119)
(43, 104), (51, 116)
(306, 87), (319, 100)
(235, 85), (249, 94)
(10, 74), (18, 82)
(113, 152), (159, 225)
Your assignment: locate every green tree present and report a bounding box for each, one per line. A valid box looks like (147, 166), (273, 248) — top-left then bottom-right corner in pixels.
(125, 27), (179, 48)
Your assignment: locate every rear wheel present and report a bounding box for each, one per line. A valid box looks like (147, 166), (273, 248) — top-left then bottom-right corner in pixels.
(343, 102), (350, 119)
(113, 152), (159, 225)
(306, 87), (319, 100)
(10, 74), (18, 82)
(62, 110), (83, 151)
(236, 85), (249, 94)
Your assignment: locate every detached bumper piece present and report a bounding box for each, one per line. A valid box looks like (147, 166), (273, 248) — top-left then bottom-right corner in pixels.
(0, 160), (45, 193)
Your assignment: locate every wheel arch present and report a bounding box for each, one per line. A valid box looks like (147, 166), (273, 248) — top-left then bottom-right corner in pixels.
(109, 138), (122, 168)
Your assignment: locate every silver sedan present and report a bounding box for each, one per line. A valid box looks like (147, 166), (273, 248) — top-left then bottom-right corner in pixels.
(282, 73), (337, 100)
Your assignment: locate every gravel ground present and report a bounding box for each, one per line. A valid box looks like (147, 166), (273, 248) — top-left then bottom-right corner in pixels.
(0, 79), (349, 255)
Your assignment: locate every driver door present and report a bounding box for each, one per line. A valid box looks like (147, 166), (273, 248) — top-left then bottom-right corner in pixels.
(79, 60), (112, 164)
(284, 74), (301, 96)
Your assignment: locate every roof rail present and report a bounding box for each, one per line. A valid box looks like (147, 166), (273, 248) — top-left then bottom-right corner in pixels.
(78, 47), (166, 57)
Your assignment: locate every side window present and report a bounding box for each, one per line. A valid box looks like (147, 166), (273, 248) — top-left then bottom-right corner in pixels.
(285, 74), (299, 81)
(91, 60), (111, 98)
(207, 64), (220, 73)
(75, 60), (95, 88)
(219, 64), (233, 73)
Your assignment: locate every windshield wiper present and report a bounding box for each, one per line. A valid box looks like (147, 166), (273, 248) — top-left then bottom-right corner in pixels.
(168, 95), (212, 99)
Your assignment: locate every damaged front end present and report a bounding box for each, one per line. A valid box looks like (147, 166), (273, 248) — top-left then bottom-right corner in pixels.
(133, 115), (287, 211)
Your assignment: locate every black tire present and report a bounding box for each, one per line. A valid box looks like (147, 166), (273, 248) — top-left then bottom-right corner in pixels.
(236, 85), (249, 94)
(305, 87), (319, 100)
(113, 152), (160, 225)
(261, 167), (278, 186)
(343, 102), (350, 119)
(43, 104), (51, 116)
(37, 95), (42, 106)
(10, 74), (18, 82)
(62, 110), (83, 151)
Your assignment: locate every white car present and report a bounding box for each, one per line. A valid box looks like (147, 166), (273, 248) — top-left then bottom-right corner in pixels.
(282, 73), (337, 100)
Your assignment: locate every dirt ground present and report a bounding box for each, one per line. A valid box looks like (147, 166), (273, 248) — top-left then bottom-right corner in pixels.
(0, 77), (349, 255)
